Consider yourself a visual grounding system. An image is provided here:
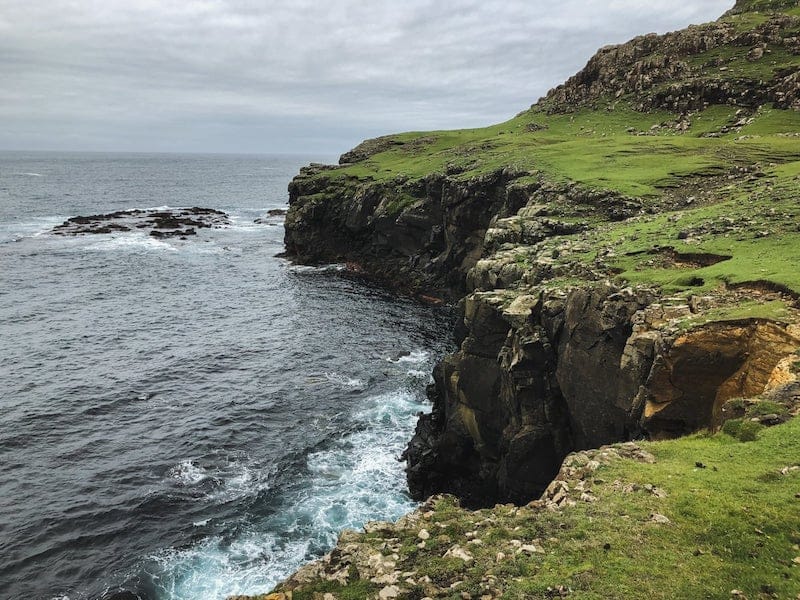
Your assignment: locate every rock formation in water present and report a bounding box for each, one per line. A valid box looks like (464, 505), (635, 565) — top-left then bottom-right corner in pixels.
(51, 207), (229, 238)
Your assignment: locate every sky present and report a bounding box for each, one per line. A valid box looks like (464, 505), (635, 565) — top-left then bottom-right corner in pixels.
(0, 1), (733, 155)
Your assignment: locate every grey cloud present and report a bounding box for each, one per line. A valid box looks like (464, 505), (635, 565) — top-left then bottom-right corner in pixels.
(0, 0), (733, 154)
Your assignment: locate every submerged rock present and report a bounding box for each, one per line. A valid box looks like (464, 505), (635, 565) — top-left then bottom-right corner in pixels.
(51, 207), (229, 238)
(254, 208), (288, 224)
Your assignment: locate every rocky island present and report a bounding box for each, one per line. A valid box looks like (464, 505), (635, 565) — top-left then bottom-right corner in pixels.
(50, 207), (230, 238)
(238, 1), (800, 597)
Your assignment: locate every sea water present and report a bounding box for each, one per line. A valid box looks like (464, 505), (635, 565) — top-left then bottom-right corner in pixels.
(0, 152), (452, 600)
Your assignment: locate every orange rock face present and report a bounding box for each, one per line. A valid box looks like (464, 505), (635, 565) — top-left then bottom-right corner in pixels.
(640, 320), (800, 438)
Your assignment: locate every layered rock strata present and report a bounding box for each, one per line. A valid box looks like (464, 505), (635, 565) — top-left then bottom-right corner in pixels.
(286, 162), (800, 507)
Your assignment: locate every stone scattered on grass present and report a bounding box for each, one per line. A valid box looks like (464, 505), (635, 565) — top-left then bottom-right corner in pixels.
(378, 584), (400, 599)
(444, 544), (474, 564)
(650, 513), (671, 525)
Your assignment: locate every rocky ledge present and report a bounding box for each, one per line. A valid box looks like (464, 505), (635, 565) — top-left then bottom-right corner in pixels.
(51, 207), (230, 238)
(280, 0), (800, 509)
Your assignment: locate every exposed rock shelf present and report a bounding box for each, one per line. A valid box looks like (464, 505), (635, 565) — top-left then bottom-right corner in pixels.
(51, 207), (230, 238)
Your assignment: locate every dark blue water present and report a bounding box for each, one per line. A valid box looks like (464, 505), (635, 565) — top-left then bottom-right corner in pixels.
(0, 152), (452, 600)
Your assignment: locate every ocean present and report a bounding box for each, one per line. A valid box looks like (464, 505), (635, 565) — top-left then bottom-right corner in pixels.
(0, 152), (452, 600)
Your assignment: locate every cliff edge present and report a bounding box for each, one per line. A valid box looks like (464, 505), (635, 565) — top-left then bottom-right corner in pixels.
(243, 1), (800, 597)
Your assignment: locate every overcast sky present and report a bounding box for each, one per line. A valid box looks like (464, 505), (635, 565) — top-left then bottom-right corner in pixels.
(0, 1), (733, 155)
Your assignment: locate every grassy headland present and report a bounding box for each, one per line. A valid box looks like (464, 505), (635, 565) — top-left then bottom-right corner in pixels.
(248, 2), (800, 598)
(293, 2), (800, 311)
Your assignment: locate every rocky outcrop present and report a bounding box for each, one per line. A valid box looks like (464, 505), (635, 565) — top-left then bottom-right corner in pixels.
(51, 207), (229, 238)
(284, 170), (646, 299)
(281, 0), (800, 511)
(404, 284), (655, 507)
(635, 319), (800, 438)
(284, 166), (532, 299)
(727, 0), (800, 15)
(405, 276), (800, 506)
(245, 442), (659, 600)
(286, 151), (800, 509)
(542, 12), (800, 113)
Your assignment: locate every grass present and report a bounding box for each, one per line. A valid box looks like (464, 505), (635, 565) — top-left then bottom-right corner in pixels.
(263, 5), (800, 600)
(677, 300), (793, 330)
(542, 419), (799, 600)
(321, 102), (787, 198)
(501, 417), (800, 599)
(590, 156), (800, 295)
(269, 418), (800, 599)
(291, 4), (800, 297)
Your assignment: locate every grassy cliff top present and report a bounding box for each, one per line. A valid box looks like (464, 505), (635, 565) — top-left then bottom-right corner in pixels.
(295, 1), (800, 301)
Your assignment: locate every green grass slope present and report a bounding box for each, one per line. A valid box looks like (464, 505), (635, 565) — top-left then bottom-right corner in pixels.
(269, 416), (800, 600)
(301, 1), (800, 307)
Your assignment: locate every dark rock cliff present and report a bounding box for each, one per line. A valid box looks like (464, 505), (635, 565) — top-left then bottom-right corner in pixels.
(285, 161), (800, 507)
(404, 284), (655, 507)
(285, 165), (530, 300)
(282, 0), (800, 508)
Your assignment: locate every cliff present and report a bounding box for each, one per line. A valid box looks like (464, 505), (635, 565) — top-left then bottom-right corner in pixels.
(245, 0), (800, 597)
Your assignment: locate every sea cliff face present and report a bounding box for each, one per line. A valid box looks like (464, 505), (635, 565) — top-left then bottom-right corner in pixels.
(285, 158), (800, 507)
(244, 1), (800, 597)
(285, 165), (532, 300)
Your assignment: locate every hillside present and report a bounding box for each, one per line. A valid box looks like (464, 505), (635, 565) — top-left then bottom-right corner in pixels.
(285, 0), (800, 302)
(237, 1), (800, 597)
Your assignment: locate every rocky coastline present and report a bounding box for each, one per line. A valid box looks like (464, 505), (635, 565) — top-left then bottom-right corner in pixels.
(285, 161), (800, 509)
(239, 0), (800, 597)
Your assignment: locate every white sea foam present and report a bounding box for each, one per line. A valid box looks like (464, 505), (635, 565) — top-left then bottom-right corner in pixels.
(297, 391), (420, 538)
(323, 371), (366, 389)
(169, 461), (209, 486)
(224, 214), (278, 233)
(13, 172), (43, 177)
(83, 234), (179, 253)
(208, 458), (274, 502)
(386, 348), (430, 365)
(406, 369), (430, 379)
(285, 263), (347, 274)
(152, 534), (312, 600)
(0, 216), (66, 241)
(154, 387), (426, 599)
(227, 222), (264, 233)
